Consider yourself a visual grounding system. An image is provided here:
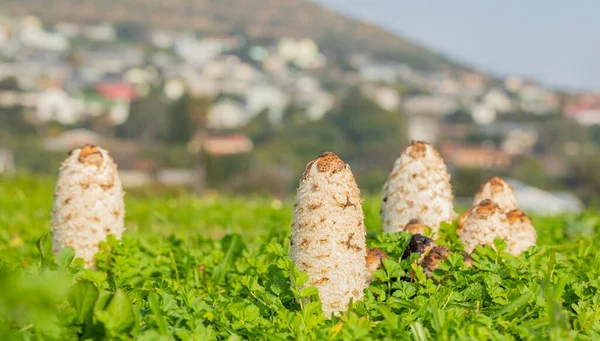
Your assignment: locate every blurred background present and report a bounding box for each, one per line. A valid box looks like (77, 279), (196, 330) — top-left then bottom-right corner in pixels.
(0, 0), (598, 214)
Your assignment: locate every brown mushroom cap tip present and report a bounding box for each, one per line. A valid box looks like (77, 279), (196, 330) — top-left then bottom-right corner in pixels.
(315, 152), (346, 173)
(78, 144), (103, 165)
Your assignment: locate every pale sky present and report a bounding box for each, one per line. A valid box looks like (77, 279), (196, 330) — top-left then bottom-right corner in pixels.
(315, 0), (600, 91)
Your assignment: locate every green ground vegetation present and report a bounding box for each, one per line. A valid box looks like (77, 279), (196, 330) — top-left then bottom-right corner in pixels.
(0, 175), (599, 340)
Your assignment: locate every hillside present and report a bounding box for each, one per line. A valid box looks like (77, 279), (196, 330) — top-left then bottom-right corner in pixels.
(3, 0), (456, 71)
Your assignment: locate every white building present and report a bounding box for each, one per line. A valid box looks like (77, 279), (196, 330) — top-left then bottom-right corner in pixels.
(245, 85), (290, 125)
(471, 104), (497, 125)
(483, 88), (513, 112)
(361, 85), (400, 112)
(43, 129), (104, 151)
(403, 95), (457, 117)
(35, 88), (84, 124)
(306, 92), (335, 121)
(207, 100), (250, 129)
(0, 149), (15, 175)
(501, 129), (538, 155)
(408, 116), (440, 144)
(83, 23), (116, 42)
(20, 27), (69, 52)
(506, 179), (584, 215)
(175, 37), (223, 66)
(569, 109), (600, 126)
(277, 38), (324, 69)
(519, 85), (557, 115)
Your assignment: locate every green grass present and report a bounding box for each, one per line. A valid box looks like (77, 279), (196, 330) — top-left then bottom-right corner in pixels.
(1, 175), (599, 340)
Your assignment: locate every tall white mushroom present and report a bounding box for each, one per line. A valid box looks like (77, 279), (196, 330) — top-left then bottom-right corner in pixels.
(381, 141), (457, 236)
(457, 199), (510, 254)
(51, 145), (125, 267)
(473, 176), (518, 212)
(289, 152), (367, 317)
(505, 209), (537, 256)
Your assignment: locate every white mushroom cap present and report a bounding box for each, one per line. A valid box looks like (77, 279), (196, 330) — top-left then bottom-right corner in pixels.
(505, 209), (537, 256)
(473, 176), (518, 212)
(51, 145), (125, 267)
(290, 152), (367, 317)
(457, 199), (510, 254)
(381, 141), (457, 236)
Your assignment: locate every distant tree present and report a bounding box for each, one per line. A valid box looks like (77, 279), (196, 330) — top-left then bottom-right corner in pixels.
(445, 108), (474, 124)
(116, 85), (169, 143)
(115, 22), (148, 42)
(511, 156), (553, 189)
(0, 77), (34, 135)
(535, 118), (589, 154)
(568, 155), (600, 203)
(590, 125), (600, 146)
(274, 117), (347, 163)
(242, 110), (273, 145)
(166, 93), (194, 143)
(328, 88), (408, 153)
(451, 167), (500, 198)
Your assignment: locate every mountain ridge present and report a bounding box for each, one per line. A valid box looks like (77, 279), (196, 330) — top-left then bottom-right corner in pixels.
(3, 0), (464, 72)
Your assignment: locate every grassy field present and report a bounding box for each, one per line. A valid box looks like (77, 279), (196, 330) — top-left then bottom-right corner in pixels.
(1, 175), (599, 340)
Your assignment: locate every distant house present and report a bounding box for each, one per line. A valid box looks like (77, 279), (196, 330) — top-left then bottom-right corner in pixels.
(403, 95), (457, 117)
(157, 169), (202, 187)
(175, 36), (223, 66)
(35, 88), (84, 124)
(80, 83), (135, 125)
(202, 133), (253, 156)
(0, 149), (15, 175)
(82, 23), (116, 42)
(519, 85), (558, 115)
(245, 85), (290, 125)
(504, 76), (523, 93)
(567, 108), (600, 126)
(470, 103), (496, 125)
(118, 169), (202, 188)
(361, 85), (400, 111)
(43, 128), (104, 151)
(359, 63), (398, 84)
(408, 116), (440, 145)
(482, 88), (513, 113)
(53, 22), (81, 38)
(440, 143), (513, 169)
(306, 92), (335, 121)
(207, 100), (249, 129)
(563, 93), (600, 125)
(277, 38), (324, 69)
(506, 179), (584, 214)
(19, 27), (69, 52)
(501, 128), (538, 155)
(118, 170), (152, 188)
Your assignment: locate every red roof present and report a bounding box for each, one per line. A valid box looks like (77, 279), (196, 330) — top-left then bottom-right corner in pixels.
(96, 83), (137, 101)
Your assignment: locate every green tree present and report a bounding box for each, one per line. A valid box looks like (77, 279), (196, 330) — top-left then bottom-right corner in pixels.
(166, 93), (194, 143)
(328, 88), (408, 153)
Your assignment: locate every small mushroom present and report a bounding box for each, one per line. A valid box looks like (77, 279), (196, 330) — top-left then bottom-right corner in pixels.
(457, 199), (511, 254)
(473, 176), (518, 212)
(402, 233), (435, 261)
(365, 248), (388, 284)
(419, 246), (451, 277)
(505, 209), (537, 256)
(381, 141), (457, 236)
(52, 145), (125, 267)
